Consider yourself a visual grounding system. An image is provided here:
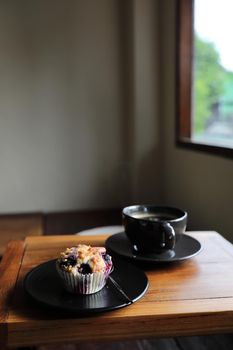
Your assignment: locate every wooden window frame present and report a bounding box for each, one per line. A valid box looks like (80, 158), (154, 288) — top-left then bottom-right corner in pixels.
(176, 0), (233, 158)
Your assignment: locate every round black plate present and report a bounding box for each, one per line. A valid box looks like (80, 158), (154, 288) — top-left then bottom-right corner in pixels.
(24, 259), (148, 314)
(105, 233), (202, 263)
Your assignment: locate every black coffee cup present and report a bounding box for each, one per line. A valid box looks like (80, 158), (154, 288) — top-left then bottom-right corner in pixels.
(122, 205), (188, 254)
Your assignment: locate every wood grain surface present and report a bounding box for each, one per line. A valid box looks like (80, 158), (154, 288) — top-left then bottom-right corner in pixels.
(1, 231), (233, 348)
(0, 240), (25, 349)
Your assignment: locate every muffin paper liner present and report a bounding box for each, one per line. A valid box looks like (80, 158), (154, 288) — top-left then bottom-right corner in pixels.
(56, 264), (109, 294)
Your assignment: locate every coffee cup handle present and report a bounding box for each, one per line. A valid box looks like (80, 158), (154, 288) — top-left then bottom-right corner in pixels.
(160, 222), (175, 250)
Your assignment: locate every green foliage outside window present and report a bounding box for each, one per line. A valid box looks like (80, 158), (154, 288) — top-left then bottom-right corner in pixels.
(193, 34), (224, 134)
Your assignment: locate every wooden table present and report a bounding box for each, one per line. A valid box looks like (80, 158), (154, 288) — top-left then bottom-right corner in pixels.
(1, 231), (233, 349)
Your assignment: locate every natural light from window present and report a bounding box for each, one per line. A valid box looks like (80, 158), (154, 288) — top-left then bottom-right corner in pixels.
(192, 0), (233, 148)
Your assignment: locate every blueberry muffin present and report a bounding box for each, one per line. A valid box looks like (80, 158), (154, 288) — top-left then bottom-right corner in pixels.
(56, 244), (112, 294)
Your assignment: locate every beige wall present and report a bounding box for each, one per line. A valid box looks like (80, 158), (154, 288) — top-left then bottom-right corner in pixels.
(160, 0), (233, 241)
(131, 0), (161, 203)
(0, 0), (160, 213)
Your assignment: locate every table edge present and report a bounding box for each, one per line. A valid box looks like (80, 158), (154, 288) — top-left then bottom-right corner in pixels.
(0, 240), (26, 348)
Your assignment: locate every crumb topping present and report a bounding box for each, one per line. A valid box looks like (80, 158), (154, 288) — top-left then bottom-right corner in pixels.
(57, 244), (112, 275)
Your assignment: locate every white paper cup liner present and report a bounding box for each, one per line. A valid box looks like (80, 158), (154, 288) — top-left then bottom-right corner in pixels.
(56, 265), (108, 294)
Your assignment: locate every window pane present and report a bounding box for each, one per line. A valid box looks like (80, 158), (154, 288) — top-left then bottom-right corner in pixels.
(192, 0), (233, 148)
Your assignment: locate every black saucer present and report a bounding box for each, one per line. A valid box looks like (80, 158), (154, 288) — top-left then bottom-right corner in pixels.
(24, 259), (148, 314)
(105, 232), (202, 263)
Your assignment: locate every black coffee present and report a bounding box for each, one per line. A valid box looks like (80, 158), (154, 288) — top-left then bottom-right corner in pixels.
(131, 212), (177, 221)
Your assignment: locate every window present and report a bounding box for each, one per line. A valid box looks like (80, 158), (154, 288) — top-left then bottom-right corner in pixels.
(176, 0), (233, 157)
